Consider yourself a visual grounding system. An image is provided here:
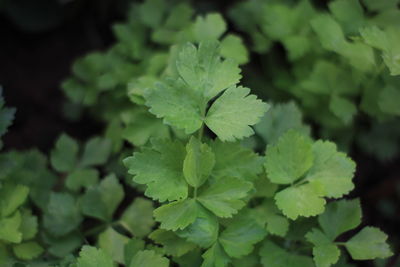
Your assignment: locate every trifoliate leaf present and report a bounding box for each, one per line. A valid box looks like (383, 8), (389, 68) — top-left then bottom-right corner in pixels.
(13, 242), (44, 260)
(154, 199), (199, 231)
(265, 130), (314, 184)
(77, 246), (114, 267)
(193, 13), (226, 41)
(275, 182), (326, 220)
(20, 209), (38, 240)
(145, 79), (203, 134)
(98, 227), (129, 264)
(0, 211), (22, 243)
(210, 140), (264, 181)
(80, 137), (112, 167)
(176, 207), (219, 248)
(120, 197), (155, 238)
(183, 136), (215, 188)
(201, 242), (230, 267)
(124, 139), (188, 202)
(306, 141), (355, 198)
(50, 134), (78, 172)
(205, 86), (269, 141)
(259, 240), (314, 267)
(306, 229), (340, 267)
(81, 174), (124, 221)
(220, 34), (249, 64)
(197, 177), (253, 218)
(149, 229), (196, 257)
(176, 41), (241, 100)
(130, 250), (169, 267)
(318, 199), (361, 240)
(43, 193), (82, 237)
(254, 102), (310, 145)
(219, 212), (267, 258)
(345, 227), (393, 260)
(0, 183), (29, 217)
(256, 200), (289, 237)
(65, 168), (99, 192)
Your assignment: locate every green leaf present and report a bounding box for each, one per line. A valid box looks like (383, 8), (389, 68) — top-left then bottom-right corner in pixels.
(193, 13), (226, 41)
(66, 168), (99, 192)
(176, 207), (219, 248)
(254, 102), (310, 145)
(205, 86), (269, 141)
(98, 227), (129, 264)
(50, 134), (78, 172)
(80, 137), (112, 167)
(149, 229), (196, 257)
(306, 141), (355, 198)
(77, 246), (114, 267)
(145, 79), (204, 134)
(44, 232), (83, 258)
(256, 200), (289, 237)
(259, 240), (314, 267)
(329, 0), (365, 34)
(154, 199), (199, 231)
(20, 209), (38, 240)
(198, 177), (253, 218)
(360, 26), (388, 51)
(219, 211), (267, 258)
(210, 140), (264, 181)
(0, 183), (29, 217)
(176, 41), (241, 100)
(311, 14), (347, 52)
(130, 250), (169, 267)
(13, 241), (44, 260)
(201, 242), (230, 267)
(329, 96), (357, 125)
(378, 86), (400, 115)
(81, 174), (124, 221)
(345, 227), (393, 260)
(275, 182), (326, 220)
(124, 238), (145, 266)
(306, 229), (340, 267)
(138, 0), (166, 28)
(120, 197), (155, 238)
(183, 136), (215, 188)
(43, 193), (82, 236)
(0, 211), (22, 243)
(124, 139), (188, 202)
(318, 199), (361, 240)
(265, 130), (314, 184)
(220, 34), (249, 64)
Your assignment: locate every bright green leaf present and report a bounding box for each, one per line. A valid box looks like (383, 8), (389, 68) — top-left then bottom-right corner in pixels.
(154, 199), (199, 231)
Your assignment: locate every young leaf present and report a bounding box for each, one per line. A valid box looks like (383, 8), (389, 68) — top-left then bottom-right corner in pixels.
(193, 13), (226, 41)
(124, 238), (145, 267)
(50, 134), (78, 172)
(20, 209), (38, 241)
(176, 41), (241, 100)
(197, 177), (253, 218)
(0, 211), (22, 243)
(345, 227), (393, 260)
(0, 183), (29, 217)
(130, 250), (169, 267)
(183, 136), (215, 188)
(154, 199), (199, 231)
(318, 199), (361, 240)
(306, 228), (340, 267)
(80, 137), (112, 167)
(265, 130), (314, 184)
(65, 168), (99, 192)
(205, 86), (269, 142)
(13, 241), (44, 260)
(124, 139), (188, 202)
(220, 34), (249, 65)
(77, 246), (114, 267)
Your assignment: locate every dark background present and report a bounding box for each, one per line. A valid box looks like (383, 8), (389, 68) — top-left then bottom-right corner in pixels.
(0, 0), (398, 265)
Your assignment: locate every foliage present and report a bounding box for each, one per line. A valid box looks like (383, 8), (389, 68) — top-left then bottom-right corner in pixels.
(0, 0), (397, 266)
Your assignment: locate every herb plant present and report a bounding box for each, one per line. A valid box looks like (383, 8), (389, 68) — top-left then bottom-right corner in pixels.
(0, 0), (397, 266)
